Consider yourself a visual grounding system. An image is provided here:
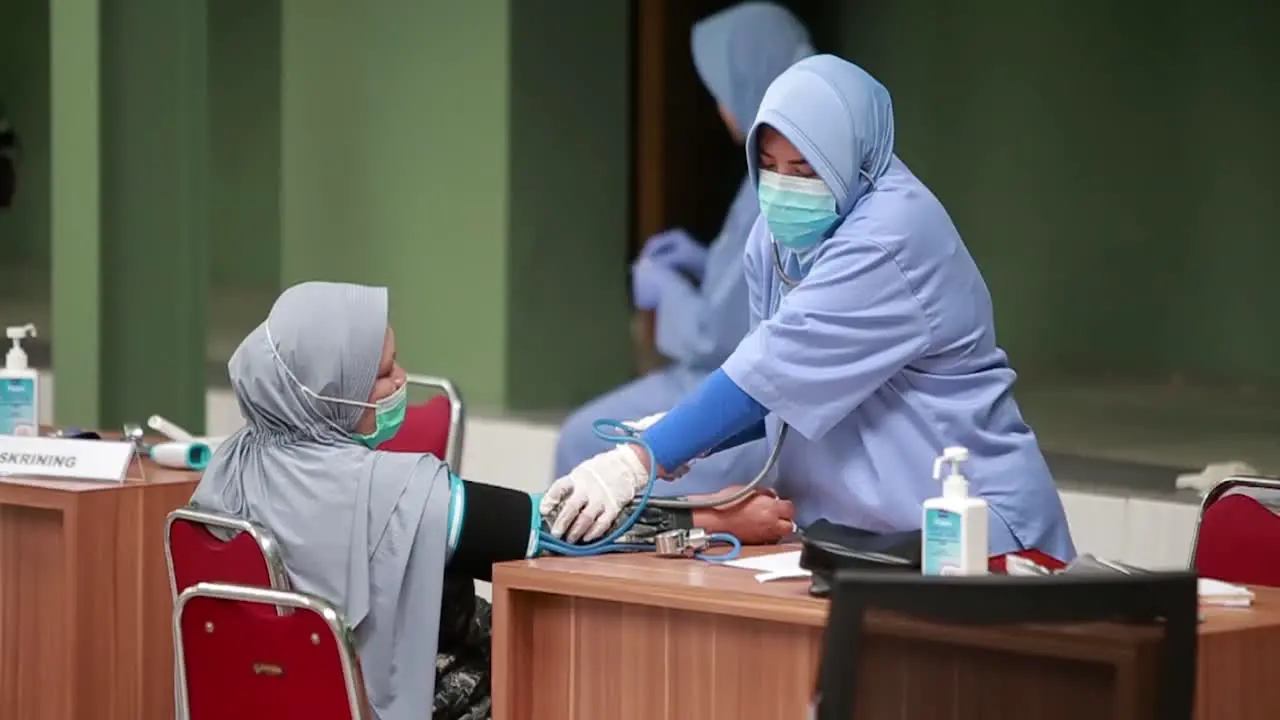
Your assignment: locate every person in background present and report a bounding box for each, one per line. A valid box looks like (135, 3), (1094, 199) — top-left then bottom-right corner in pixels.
(189, 281), (793, 719)
(543, 56), (1076, 563)
(553, 2), (815, 497)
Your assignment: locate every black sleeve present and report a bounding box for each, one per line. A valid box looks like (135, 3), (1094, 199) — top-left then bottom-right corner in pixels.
(450, 480), (536, 582)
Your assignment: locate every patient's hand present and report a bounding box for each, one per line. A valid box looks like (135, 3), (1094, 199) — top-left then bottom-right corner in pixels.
(691, 486), (795, 545)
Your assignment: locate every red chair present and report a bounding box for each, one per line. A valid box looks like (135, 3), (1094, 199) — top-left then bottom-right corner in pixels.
(1192, 475), (1280, 587)
(175, 582), (369, 720)
(379, 374), (466, 471)
(165, 507), (290, 599)
(989, 549), (1068, 574)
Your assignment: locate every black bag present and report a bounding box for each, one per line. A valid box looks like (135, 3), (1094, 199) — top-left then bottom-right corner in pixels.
(799, 520), (921, 597)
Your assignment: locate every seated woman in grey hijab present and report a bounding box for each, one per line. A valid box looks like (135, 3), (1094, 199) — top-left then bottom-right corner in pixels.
(189, 281), (720, 720)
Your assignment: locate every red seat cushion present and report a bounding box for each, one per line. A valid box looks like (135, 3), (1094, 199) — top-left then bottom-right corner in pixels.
(378, 394), (452, 460)
(1194, 493), (1280, 587)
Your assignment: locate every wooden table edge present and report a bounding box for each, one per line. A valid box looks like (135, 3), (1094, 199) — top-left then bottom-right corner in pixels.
(491, 560), (1159, 664)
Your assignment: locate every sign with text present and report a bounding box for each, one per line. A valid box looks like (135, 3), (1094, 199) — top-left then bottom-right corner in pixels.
(0, 435), (134, 483)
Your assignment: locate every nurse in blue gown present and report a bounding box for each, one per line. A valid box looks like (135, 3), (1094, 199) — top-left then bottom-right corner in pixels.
(552, 2), (815, 495)
(544, 55), (1076, 561)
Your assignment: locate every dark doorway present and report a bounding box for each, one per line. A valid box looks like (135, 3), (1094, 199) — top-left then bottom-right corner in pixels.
(631, 0), (744, 258)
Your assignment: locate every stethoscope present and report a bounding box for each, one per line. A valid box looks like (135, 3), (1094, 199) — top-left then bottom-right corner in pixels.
(539, 244), (803, 559)
(772, 239), (804, 289)
(538, 242), (807, 561)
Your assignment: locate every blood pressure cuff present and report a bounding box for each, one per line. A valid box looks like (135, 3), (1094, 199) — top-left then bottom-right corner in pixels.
(799, 519), (921, 597)
(539, 499), (694, 547)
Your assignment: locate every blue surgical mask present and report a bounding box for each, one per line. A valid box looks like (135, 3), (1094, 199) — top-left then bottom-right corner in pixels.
(757, 169), (839, 251)
(353, 384), (408, 449)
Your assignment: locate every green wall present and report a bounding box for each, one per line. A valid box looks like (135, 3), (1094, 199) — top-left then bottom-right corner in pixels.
(0, 0), (50, 271)
(0, 0), (280, 292)
(209, 0), (281, 291)
(20, 0), (1280, 429)
(279, 0), (633, 411)
(834, 1), (1280, 386)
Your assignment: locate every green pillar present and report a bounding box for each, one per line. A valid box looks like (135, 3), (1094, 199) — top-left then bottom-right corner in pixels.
(280, 0), (631, 413)
(51, 0), (208, 433)
(504, 0), (633, 410)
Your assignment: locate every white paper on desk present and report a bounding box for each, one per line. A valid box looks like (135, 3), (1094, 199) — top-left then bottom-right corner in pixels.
(1198, 578), (1255, 607)
(723, 550), (812, 583)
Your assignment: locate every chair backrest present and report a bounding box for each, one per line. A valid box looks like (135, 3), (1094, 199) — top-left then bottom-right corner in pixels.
(379, 373), (466, 471)
(1192, 475), (1280, 586)
(814, 570), (1199, 720)
(175, 582), (369, 720)
(165, 507), (290, 599)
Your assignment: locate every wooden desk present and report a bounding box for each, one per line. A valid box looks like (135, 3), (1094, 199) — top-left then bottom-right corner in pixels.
(0, 459), (200, 720)
(493, 549), (1280, 720)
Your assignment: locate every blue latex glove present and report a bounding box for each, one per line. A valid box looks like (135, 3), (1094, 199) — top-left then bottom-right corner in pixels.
(631, 257), (683, 311)
(639, 228), (709, 282)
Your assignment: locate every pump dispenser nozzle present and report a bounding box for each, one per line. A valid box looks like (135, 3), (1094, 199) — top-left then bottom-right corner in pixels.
(5, 323), (36, 371)
(932, 446), (971, 499)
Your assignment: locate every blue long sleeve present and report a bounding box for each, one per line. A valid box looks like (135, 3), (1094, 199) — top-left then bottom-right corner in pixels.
(641, 369), (767, 470)
(708, 419), (767, 455)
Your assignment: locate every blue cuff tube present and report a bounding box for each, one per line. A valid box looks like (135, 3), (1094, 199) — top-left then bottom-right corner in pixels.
(526, 493), (543, 558)
(446, 472), (466, 561)
(641, 369), (768, 470)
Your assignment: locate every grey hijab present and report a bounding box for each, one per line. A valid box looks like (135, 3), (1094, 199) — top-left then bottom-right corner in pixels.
(191, 281), (450, 720)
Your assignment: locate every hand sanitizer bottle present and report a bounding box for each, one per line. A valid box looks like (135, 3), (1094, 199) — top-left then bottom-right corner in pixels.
(0, 323), (39, 436)
(922, 446), (989, 576)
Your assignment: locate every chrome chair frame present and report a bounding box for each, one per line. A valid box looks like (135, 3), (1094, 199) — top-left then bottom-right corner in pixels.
(404, 373), (466, 472)
(164, 506), (292, 599)
(1189, 474), (1280, 566)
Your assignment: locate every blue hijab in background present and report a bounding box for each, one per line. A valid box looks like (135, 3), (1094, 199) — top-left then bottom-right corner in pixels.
(697, 55), (1075, 560)
(692, 2), (815, 141)
(553, 2), (813, 494)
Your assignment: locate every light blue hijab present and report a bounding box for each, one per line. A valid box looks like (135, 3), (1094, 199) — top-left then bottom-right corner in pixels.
(746, 54), (896, 218)
(723, 55), (1077, 561)
(692, 2), (815, 134)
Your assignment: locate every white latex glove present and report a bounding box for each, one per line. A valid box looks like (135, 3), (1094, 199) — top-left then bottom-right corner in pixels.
(540, 446), (649, 543)
(623, 412), (666, 433)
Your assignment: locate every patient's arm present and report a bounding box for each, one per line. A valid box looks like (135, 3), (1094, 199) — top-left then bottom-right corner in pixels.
(446, 476), (543, 582)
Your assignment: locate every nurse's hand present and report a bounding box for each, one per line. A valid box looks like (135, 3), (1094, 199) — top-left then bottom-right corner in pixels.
(640, 228), (708, 281)
(691, 487), (795, 545)
(540, 446), (650, 543)
(631, 258), (683, 311)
